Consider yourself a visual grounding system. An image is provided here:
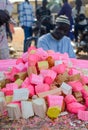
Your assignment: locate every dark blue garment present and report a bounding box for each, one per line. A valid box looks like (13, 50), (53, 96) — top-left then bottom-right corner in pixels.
(23, 26), (32, 52)
(58, 2), (72, 23)
(58, 2), (74, 40)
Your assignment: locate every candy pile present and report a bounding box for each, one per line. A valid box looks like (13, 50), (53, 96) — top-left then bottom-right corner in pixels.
(0, 46), (88, 121)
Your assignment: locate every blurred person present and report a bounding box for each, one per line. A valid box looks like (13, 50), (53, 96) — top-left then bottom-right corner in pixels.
(18, 0), (34, 52)
(6, 17), (16, 42)
(58, 0), (74, 40)
(0, 0), (13, 59)
(72, 0), (87, 42)
(37, 15), (76, 58)
(36, 0), (54, 33)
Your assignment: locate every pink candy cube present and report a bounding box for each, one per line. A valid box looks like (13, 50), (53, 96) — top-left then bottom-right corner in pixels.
(65, 95), (77, 105)
(52, 63), (66, 74)
(27, 84), (35, 96)
(29, 74), (43, 85)
(47, 95), (64, 108)
(6, 83), (18, 90)
(68, 81), (83, 92)
(67, 102), (86, 114)
(22, 77), (30, 88)
(78, 110), (88, 121)
(14, 62), (26, 72)
(35, 83), (50, 94)
(81, 75), (88, 85)
(40, 69), (57, 80)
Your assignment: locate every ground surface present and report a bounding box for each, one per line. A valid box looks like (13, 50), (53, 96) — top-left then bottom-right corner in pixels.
(9, 27), (24, 58)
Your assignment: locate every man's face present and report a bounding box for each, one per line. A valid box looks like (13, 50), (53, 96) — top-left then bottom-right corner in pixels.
(42, 1), (47, 7)
(53, 23), (70, 40)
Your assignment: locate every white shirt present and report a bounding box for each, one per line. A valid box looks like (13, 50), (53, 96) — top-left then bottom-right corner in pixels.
(72, 6), (87, 25)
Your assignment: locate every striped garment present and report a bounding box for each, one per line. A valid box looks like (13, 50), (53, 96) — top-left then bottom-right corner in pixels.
(18, 2), (34, 27)
(0, 0), (13, 59)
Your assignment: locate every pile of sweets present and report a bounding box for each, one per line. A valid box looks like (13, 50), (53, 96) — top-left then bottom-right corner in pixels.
(0, 46), (88, 121)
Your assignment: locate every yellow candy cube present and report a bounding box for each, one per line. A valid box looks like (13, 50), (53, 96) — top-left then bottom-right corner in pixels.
(47, 106), (61, 119)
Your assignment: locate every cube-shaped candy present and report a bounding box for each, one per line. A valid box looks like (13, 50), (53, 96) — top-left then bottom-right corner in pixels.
(0, 91), (4, 97)
(27, 66), (37, 76)
(35, 83), (50, 94)
(14, 62), (26, 72)
(60, 82), (72, 95)
(37, 61), (49, 71)
(27, 84), (35, 97)
(40, 69), (57, 81)
(7, 103), (21, 119)
(81, 76), (88, 85)
(46, 56), (54, 68)
(21, 101), (34, 119)
(37, 88), (62, 98)
(67, 102), (86, 114)
(6, 83), (18, 90)
(21, 77), (30, 88)
(47, 95), (64, 111)
(65, 94), (77, 105)
(55, 71), (68, 85)
(76, 97), (84, 103)
(85, 97), (88, 107)
(73, 91), (82, 98)
(52, 63), (66, 74)
(0, 97), (6, 116)
(14, 71), (27, 80)
(5, 95), (13, 103)
(44, 76), (53, 85)
(32, 98), (47, 118)
(36, 48), (48, 60)
(78, 110), (88, 121)
(13, 88), (29, 101)
(47, 106), (61, 119)
(4, 90), (13, 96)
(14, 79), (23, 88)
(22, 52), (28, 63)
(28, 54), (39, 66)
(81, 89), (88, 99)
(29, 74), (43, 85)
(55, 60), (63, 66)
(68, 68), (82, 75)
(68, 73), (81, 81)
(68, 81), (83, 92)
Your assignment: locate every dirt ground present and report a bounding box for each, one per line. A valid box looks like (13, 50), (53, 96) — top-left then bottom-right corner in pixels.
(10, 27), (88, 60)
(9, 27), (24, 58)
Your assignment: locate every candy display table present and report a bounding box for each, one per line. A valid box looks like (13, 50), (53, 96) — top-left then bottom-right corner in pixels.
(0, 58), (88, 72)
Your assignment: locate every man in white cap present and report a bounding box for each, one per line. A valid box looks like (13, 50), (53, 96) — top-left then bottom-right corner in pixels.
(37, 15), (76, 58)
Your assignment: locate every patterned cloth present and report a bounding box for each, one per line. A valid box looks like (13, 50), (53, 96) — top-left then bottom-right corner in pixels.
(18, 1), (34, 27)
(0, 0), (13, 59)
(36, 6), (51, 22)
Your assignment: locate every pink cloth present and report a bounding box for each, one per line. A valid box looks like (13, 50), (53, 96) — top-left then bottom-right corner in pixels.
(71, 59), (88, 69)
(0, 58), (87, 72)
(0, 59), (16, 71)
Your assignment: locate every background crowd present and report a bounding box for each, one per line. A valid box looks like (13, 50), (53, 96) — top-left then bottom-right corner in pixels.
(0, 0), (88, 59)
